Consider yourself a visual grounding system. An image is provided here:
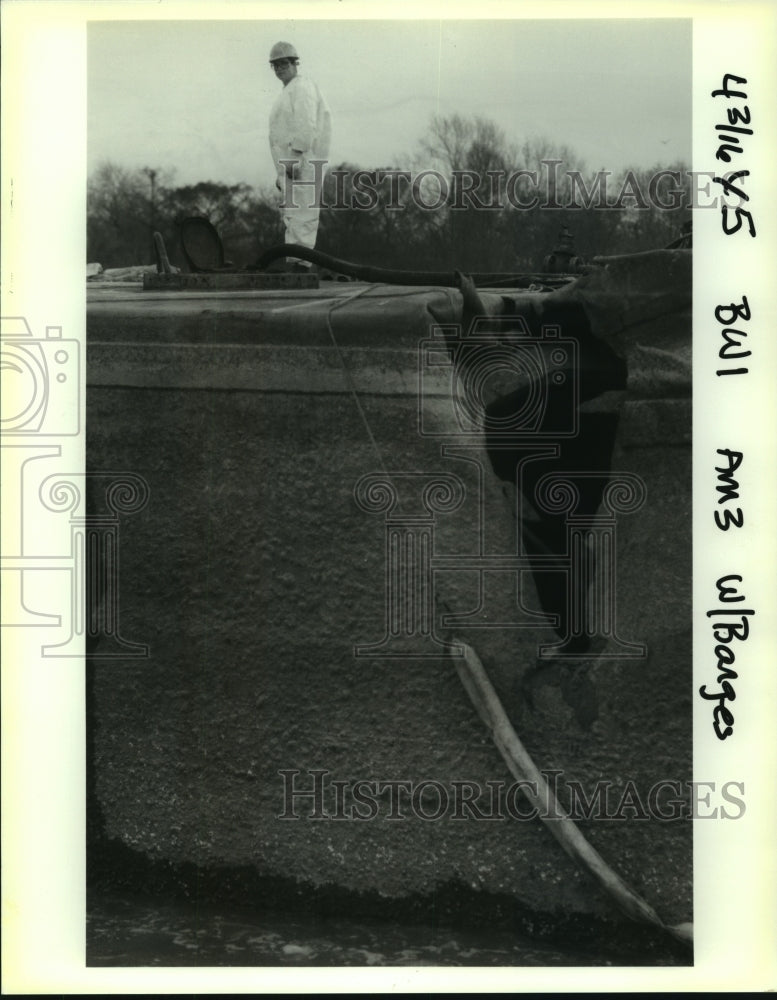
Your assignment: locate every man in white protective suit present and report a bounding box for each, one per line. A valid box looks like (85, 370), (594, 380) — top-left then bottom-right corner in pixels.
(268, 41), (332, 268)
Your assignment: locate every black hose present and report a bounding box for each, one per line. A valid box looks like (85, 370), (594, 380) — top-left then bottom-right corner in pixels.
(254, 243), (575, 289)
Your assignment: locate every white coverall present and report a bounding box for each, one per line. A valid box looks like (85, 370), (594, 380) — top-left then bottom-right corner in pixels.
(269, 75), (332, 249)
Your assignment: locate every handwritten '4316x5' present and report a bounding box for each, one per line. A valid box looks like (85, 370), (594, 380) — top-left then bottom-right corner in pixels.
(712, 74), (755, 238)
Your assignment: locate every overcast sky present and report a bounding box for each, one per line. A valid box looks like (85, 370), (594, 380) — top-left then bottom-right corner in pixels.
(88, 17), (691, 191)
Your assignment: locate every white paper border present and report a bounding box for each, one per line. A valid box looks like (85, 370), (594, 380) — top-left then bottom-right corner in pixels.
(2, 0), (775, 992)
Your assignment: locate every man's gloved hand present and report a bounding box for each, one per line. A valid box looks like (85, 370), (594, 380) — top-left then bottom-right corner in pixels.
(285, 153), (303, 181)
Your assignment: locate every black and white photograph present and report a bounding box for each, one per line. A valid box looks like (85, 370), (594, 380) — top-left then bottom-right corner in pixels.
(2, 0), (776, 992)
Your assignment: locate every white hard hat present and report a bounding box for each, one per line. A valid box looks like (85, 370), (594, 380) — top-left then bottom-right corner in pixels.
(269, 41), (299, 62)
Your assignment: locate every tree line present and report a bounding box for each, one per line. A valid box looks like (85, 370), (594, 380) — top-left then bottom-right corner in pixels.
(88, 113), (691, 272)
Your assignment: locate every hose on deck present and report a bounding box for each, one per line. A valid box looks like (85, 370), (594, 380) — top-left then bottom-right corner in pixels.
(255, 243), (577, 289)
